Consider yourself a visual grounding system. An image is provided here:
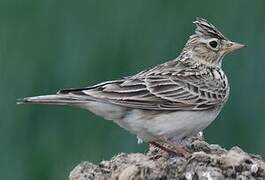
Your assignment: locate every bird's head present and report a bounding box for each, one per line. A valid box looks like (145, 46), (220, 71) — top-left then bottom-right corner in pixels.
(182, 18), (245, 67)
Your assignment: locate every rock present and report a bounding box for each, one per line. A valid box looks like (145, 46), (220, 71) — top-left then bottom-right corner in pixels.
(69, 140), (265, 180)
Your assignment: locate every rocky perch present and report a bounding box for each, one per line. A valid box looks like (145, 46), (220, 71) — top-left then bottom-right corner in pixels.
(69, 140), (265, 180)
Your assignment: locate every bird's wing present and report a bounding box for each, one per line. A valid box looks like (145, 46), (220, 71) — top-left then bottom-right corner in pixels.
(58, 65), (227, 111)
(144, 68), (228, 110)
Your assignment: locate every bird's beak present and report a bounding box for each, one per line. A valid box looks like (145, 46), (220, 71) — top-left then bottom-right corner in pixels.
(224, 41), (246, 53)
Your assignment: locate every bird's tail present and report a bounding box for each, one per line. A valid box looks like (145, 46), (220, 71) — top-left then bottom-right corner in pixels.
(17, 94), (89, 106)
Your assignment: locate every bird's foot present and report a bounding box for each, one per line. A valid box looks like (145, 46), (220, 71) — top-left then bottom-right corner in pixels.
(149, 141), (191, 158)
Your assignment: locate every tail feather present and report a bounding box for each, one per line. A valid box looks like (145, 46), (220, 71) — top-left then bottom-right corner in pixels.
(17, 94), (89, 105)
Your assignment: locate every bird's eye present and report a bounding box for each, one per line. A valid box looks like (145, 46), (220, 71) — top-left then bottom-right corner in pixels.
(209, 40), (218, 49)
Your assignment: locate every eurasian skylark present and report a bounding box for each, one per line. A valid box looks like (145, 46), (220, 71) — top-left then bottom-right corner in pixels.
(18, 18), (244, 157)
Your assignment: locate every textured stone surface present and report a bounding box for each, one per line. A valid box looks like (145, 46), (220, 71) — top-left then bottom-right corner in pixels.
(69, 140), (265, 180)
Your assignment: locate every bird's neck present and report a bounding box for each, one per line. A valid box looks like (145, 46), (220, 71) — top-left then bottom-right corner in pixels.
(179, 49), (223, 68)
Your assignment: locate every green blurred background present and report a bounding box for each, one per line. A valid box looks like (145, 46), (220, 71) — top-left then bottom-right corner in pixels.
(1, 0), (265, 179)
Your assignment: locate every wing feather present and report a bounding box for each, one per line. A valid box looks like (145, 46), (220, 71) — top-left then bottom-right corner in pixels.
(58, 61), (228, 111)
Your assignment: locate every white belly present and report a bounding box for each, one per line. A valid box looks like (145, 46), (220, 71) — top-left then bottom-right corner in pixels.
(83, 101), (221, 142)
(117, 108), (221, 142)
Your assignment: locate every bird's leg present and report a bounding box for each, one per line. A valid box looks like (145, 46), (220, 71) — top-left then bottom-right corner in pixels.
(149, 141), (177, 154)
(163, 141), (191, 158)
(149, 141), (191, 158)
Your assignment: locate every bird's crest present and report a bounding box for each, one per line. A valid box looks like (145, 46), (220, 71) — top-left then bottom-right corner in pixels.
(193, 18), (227, 40)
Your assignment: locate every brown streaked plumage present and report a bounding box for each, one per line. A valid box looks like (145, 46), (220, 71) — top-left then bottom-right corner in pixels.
(18, 18), (245, 157)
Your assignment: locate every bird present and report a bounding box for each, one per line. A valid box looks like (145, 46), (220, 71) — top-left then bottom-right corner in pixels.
(18, 18), (245, 157)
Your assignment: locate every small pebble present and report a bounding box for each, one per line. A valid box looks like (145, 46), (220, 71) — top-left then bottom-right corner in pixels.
(251, 163), (258, 173)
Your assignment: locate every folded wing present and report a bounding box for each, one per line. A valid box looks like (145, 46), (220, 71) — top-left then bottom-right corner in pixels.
(59, 66), (227, 111)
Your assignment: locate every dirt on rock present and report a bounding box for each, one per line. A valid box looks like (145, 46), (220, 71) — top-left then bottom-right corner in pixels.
(69, 140), (265, 180)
